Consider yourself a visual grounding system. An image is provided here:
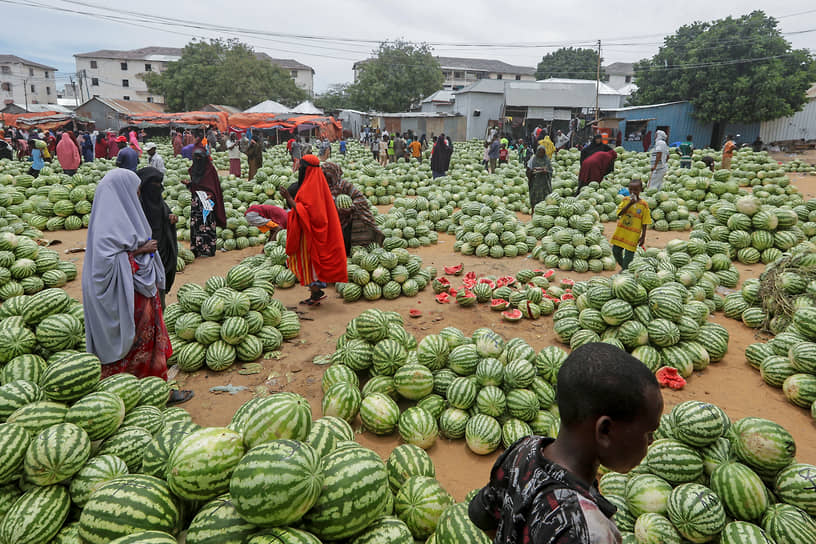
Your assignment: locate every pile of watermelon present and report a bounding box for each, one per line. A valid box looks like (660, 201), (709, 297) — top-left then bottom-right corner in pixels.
(163, 262), (300, 373)
(601, 399), (816, 543)
(375, 199), (439, 249)
(530, 198), (616, 272)
(452, 200), (534, 259)
(236, 231), (298, 289)
(336, 245), (434, 302)
(553, 242), (732, 380)
(320, 310), (563, 455)
(0, 233), (77, 300)
(783, 158), (816, 174)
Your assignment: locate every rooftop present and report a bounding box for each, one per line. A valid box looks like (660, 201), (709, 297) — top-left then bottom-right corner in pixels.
(605, 62), (635, 75)
(75, 47), (314, 72)
(453, 79), (506, 95)
(0, 54), (57, 71)
(421, 90), (455, 104)
(79, 96), (165, 114)
(354, 55), (535, 75)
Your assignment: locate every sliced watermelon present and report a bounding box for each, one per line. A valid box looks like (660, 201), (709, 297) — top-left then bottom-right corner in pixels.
(490, 299), (509, 311)
(408, 309), (422, 318)
(435, 293), (450, 304)
(560, 278), (575, 288)
(656, 366), (686, 390)
(502, 309), (523, 322)
(444, 264), (464, 276)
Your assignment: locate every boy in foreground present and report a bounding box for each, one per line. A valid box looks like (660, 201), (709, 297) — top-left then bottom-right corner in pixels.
(469, 343), (663, 543)
(611, 178), (650, 270)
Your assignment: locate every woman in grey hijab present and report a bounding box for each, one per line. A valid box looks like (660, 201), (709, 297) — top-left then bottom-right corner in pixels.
(82, 168), (192, 404)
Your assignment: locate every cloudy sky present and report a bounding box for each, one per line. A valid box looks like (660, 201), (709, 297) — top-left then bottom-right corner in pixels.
(2, 0), (815, 94)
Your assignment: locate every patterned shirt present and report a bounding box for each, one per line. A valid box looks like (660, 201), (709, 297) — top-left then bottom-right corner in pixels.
(611, 197), (651, 252)
(469, 436), (621, 544)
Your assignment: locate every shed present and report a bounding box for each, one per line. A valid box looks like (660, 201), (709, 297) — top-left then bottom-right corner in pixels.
(452, 80), (505, 140)
(372, 112), (466, 141)
(74, 97), (165, 132)
(760, 84), (816, 144)
(420, 90), (455, 114)
(604, 101), (760, 151)
(1, 103), (73, 114)
(337, 109), (371, 138)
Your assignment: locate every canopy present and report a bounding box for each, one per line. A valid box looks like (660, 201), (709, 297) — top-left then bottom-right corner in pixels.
(292, 101), (324, 114)
(126, 111), (229, 132)
(1, 111), (88, 131)
(245, 100), (290, 114)
(228, 113), (342, 140)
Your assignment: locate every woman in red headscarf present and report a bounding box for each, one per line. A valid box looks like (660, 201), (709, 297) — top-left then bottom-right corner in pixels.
(95, 133), (108, 159)
(279, 154), (347, 306)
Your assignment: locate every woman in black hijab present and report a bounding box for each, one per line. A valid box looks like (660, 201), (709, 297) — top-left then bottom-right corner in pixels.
(182, 149), (226, 257)
(137, 166), (178, 308)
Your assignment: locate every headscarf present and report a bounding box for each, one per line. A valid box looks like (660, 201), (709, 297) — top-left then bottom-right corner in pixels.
(116, 147), (138, 172)
(137, 167), (177, 292)
(321, 161), (343, 188)
(129, 130), (142, 155)
(82, 168), (165, 364)
(542, 136), (556, 158)
(188, 149), (226, 227)
(655, 130), (667, 143)
(285, 154), (348, 284)
(56, 132), (80, 170)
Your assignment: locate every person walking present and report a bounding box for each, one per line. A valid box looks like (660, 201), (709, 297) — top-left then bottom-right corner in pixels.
(227, 134), (242, 177)
(145, 143), (165, 174)
(95, 132), (108, 159)
(28, 139), (45, 178)
(378, 135), (389, 167)
(137, 166), (178, 308)
(107, 132), (119, 160)
(611, 179), (651, 270)
(115, 136), (138, 172)
(81, 132), (94, 163)
(393, 133), (406, 163)
(409, 137), (422, 162)
(279, 154), (348, 306)
(487, 136), (500, 173)
(82, 167), (193, 405)
(387, 135), (395, 163)
(678, 135), (694, 169)
(526, 146), (553, 211)
(430, 134), (453, 178)
(339, 136), (347, 157)
(56, 132), (81, 175)
(172, 131), (183, 157)
(648, 130), (669, 190)
(322, 161), (384, 254)
(577, 149), (617, 195)
(246, 134), (263, 181)
(721, 134), (737, 170)
(181, 149), (226, 257)
(370, 137), (379, 162)
(580, 133), (612, 165)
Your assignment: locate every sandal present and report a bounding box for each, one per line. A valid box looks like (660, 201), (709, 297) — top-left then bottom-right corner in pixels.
(167, 389), (194, 406)
(300, 298), (320, 306)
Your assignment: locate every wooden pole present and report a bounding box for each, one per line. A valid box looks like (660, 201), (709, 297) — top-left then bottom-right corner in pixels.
(595, 40), (601, 122)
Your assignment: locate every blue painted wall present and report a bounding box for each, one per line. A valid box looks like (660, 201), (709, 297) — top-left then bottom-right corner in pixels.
(611, 101), (759, 152)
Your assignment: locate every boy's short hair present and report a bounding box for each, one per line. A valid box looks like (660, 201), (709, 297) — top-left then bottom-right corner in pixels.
(557, 343), (658, 426)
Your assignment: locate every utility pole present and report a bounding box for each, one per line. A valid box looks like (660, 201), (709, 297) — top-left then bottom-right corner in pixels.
(23, 78), (29, 112)
(70, 76), (79, 107)
(595, 39), (601, 122)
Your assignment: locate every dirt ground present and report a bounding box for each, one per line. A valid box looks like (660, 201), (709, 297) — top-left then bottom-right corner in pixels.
(55, 172), (816, 502)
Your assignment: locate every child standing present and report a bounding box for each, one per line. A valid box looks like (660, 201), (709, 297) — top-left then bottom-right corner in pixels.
(499, 143), (509, 165)
(469, 342), (662, 543)
(611, 178), (651, 270)
(339, 137), (347, 157)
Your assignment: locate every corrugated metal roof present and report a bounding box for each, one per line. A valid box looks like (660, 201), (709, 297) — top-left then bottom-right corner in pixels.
(355, 56), (534, 75)
(605, 62), (634, 75)
(1, 103), (73, 113)
(506, 80), (622, 108)
(605, 101), (688, 112)
(453, 79), (506, 95)
(761, 98), (816, 142)
(87, 97), (165, 114)
(421, 90), (455, 103)
(75, 47), (182, 60)
(0, 54), (57, 71)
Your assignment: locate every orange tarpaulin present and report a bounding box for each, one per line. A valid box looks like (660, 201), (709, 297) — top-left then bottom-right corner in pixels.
(1, 111), (76, 130)
(227, 113), (343, 141)
(126, 111), (229, 132)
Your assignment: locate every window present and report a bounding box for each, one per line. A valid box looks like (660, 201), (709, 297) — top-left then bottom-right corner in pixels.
(90, 60), (98, 69)
(120, 62), (128, 70)
(122, 79), (129, 87)
(476, 72), (486, 79)
(123, 96), (130, 100)
(44, 71), (48, 78)
(496, 74), (503, 80)
(46, 87), (51, 95)
(625, 75), (632, 83)
(515, 75), (521, 80)
(0, 66), (9, 74)
(1, 83), (10, 92)
(454, 71), (464, 79)
(145, 63), (152, 72)
(93, 94), (99, 98)
(290, 70), (298, 78)
(30, 84), (35, 92)
(29, 68), (34, 76)
(146, 97), (153, 103)
(91, 77), (99, 86)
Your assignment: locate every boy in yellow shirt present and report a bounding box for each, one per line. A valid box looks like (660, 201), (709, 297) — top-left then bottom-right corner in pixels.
(611, 178), (651, 270)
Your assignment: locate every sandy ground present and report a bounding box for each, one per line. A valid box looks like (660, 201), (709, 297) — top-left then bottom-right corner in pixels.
(53, 172), (816, 501)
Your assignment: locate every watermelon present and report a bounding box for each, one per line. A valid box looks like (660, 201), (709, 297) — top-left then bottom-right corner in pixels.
(241, 392), (313, 449)
(666, 483), (726, 542)
(23, 422), (91, 485)
(0, 380), (43, 421)
(394, 476), (454, 539)
(141, 421), (200, 478)
(6, 400), (67, 434)
(393, 364), (434, 400)
(305, 416), (354, 459)
(446, 377), (478, 410)
(774, 463), (816, 516)
(670, 401), (728, 448)
(230, 439), (322, 526)
(386, 444), (435, 494)
(360, 392), (400, 435)
(107, 531), (177, 544)
(439, 407), (470, 439)
(78, 475), (180, 544)
(65, 391), (126, 441)
(138, 376), (170, 407)
(350, 516), (413, 544)
(166, 427), (245, 501)
(0, 422), (29, 484)
(398, 407), (438, 449)
(0, 484), (70, 544)
(95, 373), (142, 411)
(719, 521), (775, 544)
(121, 405), (164, 435)
(247, 527), (321, 543)
(185, 493), (258, 544)
(433, 502), (490, 544)
(710, 462), (769, 521)
(39, 352), (102, 403)
(761, 503), (816, 544)
(730, 417), (796, 475)
(68, 454), (129, 508)
(465, 414), (501, 455)
(644, 439), (704, 485)
(625, 473), (672, 517)
(633, 512), (683, 544)
(96, 425), (153, 472)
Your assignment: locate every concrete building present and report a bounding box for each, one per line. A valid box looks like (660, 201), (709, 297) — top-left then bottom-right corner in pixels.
(605, 62), (635, 90)
(74, 47), (315, 104)
(419, 90), (455, 114)
(353, 56), (536, 91)
(0, 55), (58, 108)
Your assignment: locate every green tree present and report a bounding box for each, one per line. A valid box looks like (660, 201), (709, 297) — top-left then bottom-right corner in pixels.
(314, 83), (354, 111)
(630, 11), (816, 126)
(535, 47), (605, 80)
(143, 39), (307, 112)
(347, 41), (444, 112)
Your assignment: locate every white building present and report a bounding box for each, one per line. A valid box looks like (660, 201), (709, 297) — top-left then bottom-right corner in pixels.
(0, 55), (58, 108)
(74, 47), (315, 104)
(605, 62), (635, 90)
(353, 56), (536, 91)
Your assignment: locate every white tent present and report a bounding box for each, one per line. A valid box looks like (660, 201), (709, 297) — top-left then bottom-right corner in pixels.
(245, 100), (290, 113)
(292, 101), (324, 114)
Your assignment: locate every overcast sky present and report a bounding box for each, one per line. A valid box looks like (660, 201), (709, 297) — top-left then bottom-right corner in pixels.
(2, 0), (814, 94)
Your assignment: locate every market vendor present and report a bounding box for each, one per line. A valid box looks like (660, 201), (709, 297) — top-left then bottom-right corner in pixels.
(322, 161), (384, 254)
(245, 204), (289, 237)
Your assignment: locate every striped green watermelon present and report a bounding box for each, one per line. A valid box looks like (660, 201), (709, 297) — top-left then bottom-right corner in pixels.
(6, 400), (67, 434)
(393, 364), (434, 400)
(20, 288), (71, 325)
(68, 454), (129, 508)
(761, 503), (816, 544)
(141, 421), (199, 478)
(185, 493), (258, 544)
(439, 407), (469, 439)
(701, 437), (735, 476)
(670, 401), (728, 448)
(465, 414), (501, 455)
(790, 342), (816, 373)
(446, 377), (478, 410)
(138, 376), (170, 407)
(433, 502), (491, 544)
(0, 422), (29, 484)
(398, 407), (438, 449)
(0, 484), (70, 544)
(447, 344), (480, 376)
(0, 380), (42, 421)
(301, 446), (389, 540)
(247, 527), (321, 543)
(167, 427), (245, 501)
(647, 319), (680, 348)
(774, 463), (816, 516)
(416, 394), (446, 419)
(23, 421), (90, 485)
(394, 476), (454, 539)
(666, 483), (726, 542)
(710, 462), (768, 522)
(730, 417), (796, 475)
(65, 391), (125, 441)
(783, 373), (816, 408)
(760, 355), (796, 388)
(502, 418), (532, 448)
(386, 444), (435, 495)
(39, 352), (101, 403)
(625, 473), (672, 517)
(633, 512), (683, 544)
(122, 405), (164, 435)
(719, 521), (774, 544)
(360, 392), (400, 435)
(35, 313), (83, 352)
(306, 416), (354, 459)
(506, 388), (539, 421)
(230, 439), (322, 526)
(78, 474), (179, 544)
(95, 373), (142, 411)
(417, 334), (451, 370)
(475, 385), (506, 417)
(0, 326), (36, 364)
(97, 425), (153, 472)
(321, 364), (359, 393)
(355, 309), (390, 342)
(696, 322), (729, 362)
(371, 338), (408, 376)
(0, 353), (46, 384)
(503, 359), (536, 389)
(107, 531), (177, 544)
(206, 340), (236, 371)
(350, 516), (413, 544)
(322, 381), (362, 422)
(241, 392), (312, 449)
(644, 439), (704, 485)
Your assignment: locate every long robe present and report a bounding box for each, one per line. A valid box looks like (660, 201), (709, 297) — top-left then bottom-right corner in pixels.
(430, 138), (453, 176)
(527, 154), (552, 211)
(138, 167), (178, 293)
(56, 133), (80, 171)
(580, 141), (612, 164)
(172, 134), (183, 156)
(578, 149), (617, 190)
(246, 140), (263, 180)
